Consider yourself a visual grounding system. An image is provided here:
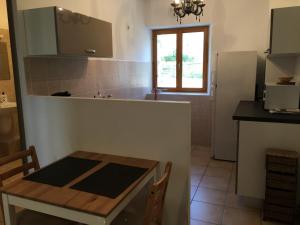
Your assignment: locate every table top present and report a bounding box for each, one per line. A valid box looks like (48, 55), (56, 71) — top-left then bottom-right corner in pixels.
(1, 151), (159, 217)
(232, 101), (300, 124)
(0, 102), (17, 109)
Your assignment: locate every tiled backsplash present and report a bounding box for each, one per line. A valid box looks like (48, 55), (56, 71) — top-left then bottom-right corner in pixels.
(24, 57), (212, 147)
(146, 94), (212, 147)
(24, 57), (152, 100)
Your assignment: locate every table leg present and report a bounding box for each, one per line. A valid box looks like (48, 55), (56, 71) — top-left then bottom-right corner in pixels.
(2, 193), (16, 225)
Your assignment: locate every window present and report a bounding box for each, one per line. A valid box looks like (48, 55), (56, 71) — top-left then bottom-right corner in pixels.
(152, 26), (209, 93)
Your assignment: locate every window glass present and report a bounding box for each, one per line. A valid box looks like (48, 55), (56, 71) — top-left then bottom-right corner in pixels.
(157, 34), (177, 88)
(153, 27), (209, 92)
(182, 32), (204, 88)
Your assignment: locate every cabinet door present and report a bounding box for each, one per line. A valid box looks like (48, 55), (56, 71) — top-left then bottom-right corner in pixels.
(271, 7), (300, 55)
(23, 7), (58, 56)
(56, 8), (113, 58)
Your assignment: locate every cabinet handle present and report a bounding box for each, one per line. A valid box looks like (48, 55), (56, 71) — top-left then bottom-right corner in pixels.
(85, 49), (96, 54)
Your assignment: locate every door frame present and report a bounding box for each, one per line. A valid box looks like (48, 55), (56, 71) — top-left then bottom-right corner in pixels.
(5, 0), (27, 149)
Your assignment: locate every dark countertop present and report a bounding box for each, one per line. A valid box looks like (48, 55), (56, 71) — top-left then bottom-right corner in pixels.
(233, 101), (300, 124)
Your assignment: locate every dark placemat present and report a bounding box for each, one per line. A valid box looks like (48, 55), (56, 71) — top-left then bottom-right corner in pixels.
(24, 157), (101, 187)
(71, 163), (148, 198)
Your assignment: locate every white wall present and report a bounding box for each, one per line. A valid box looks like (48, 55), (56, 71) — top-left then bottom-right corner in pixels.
(145, 0), (270, 92)
(24, 96), (191, 225)
(238, 121), (300, 202)
(18, 0), (151, 62)
(270, 0), (300, 8)
(145, 0), (270, 147)
(0, 0), (8, 29)
(146, 0), (269, 57)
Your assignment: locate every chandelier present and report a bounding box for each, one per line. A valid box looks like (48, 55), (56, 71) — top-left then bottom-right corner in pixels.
(171, 0), (206, 24)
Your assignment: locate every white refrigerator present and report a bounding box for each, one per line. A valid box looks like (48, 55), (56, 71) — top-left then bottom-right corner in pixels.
(212, 51), (258, 161)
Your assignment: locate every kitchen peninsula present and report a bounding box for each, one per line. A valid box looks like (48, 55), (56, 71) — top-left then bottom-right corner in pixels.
(233, 101), (300, 201)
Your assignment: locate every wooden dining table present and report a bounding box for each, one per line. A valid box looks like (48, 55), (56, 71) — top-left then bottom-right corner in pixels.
(1, 151), (159, 225)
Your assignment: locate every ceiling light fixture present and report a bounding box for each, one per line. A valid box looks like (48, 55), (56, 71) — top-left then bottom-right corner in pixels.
(171, 0), (206, 24)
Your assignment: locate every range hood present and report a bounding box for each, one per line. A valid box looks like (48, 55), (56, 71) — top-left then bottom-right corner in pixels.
(23, 7), (113, 58)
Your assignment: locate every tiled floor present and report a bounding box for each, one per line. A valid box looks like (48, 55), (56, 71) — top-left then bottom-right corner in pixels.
(190, 146), (287, 225)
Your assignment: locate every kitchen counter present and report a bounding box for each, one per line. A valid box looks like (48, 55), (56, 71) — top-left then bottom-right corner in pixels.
(233, 101), (300, 203)
(233, 101), (300, 124)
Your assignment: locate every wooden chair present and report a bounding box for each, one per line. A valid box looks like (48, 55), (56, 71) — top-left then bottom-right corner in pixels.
(112, 162), (172, 225)
(0, 146), (77, 225)
(142, 162), (172, 225)
(0, 146), (40, 187)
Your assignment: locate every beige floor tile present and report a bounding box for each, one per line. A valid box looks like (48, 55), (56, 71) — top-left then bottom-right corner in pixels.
(191, 185), (198, 201)
(192, 150), (211, 159)
(228, 178), (236, 193)
(228, 172), (236, 193)
(191, 145), (198, 151)
(190, 219), (216, 225)
(231, 167), (237, 178)
(230, 171), (236, 183)
(191, 175), (202, 186)
(222, 207), (261, 225)
(225, 193), (263, 210)
(200, 176), (229, 191)
(191, 152), (211, 166)
(205, 167), (232, 179)
(261, 220), (287, 225)
(192, 161), (210, 167)
(190, 201), (224, 224)
(194, 187), (226, 205)
(209, 160), (234, 170)
(192, 146), (211, 152)
(192, 156), (211, 166)
(191, 165), (206, 175)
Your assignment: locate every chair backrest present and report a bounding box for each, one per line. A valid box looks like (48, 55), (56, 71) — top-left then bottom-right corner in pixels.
(143, 162), (172, 225)
(0, 146), (40, 187)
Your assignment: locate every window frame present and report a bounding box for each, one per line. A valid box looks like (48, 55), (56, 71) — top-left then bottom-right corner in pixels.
(152, 26), (209, 93)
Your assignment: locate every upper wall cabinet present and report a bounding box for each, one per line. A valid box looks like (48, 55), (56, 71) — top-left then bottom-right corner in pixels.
(24, 7), (113, 58)
(270, 6), (300, 56)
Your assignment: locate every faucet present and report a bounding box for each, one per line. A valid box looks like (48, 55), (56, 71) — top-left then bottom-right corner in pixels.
(94, 91), (113, 99)
(152, 88), (159, 101)
(152, 88), (167, 100)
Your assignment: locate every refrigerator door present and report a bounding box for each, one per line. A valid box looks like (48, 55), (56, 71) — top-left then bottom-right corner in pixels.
(213, 51), (257, 161)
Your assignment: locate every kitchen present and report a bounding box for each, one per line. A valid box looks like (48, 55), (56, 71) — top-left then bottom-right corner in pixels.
(0, 0), (300, 225)
(232, 5), (300, 224)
